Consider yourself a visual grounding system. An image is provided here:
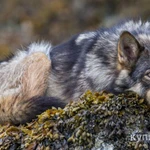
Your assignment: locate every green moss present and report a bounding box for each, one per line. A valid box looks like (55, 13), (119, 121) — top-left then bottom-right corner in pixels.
(0, 91), (150, 149)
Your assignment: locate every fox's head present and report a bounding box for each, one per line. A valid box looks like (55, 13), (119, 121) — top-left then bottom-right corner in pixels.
(116, 31), (150, 104)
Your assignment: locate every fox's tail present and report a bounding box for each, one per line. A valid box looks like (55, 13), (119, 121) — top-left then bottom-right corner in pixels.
(0, 95), (66, 125)
(0, 46), (65, 125)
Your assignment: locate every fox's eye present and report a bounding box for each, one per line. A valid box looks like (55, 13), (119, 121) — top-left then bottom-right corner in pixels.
(144, 70), (150, 80)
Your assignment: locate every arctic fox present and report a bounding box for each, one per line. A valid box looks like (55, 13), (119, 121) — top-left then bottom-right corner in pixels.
(1, 20), (150, 125)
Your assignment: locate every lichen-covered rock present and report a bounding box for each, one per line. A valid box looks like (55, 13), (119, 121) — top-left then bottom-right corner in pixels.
(0, 91), (150, 150)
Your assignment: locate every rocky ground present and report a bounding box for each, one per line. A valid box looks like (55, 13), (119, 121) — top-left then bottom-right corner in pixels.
(0, 91), (150, 150)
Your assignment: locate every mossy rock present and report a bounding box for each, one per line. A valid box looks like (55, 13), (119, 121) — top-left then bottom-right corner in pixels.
(0, 91), (150, 150)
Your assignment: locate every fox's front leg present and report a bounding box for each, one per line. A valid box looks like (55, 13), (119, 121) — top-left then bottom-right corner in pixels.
(0, 52), (65, 125)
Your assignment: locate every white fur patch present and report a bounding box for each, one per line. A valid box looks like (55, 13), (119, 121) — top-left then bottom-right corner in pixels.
(138, 34), (150, 44)
(0, 87), (20, 99)
(28, 42), (52, 59)
(128, 83), (143, 96)
(116, 20), (150, 36)
(11, 42), (52, 65)
(0, 62), (7, 65)
(76, 32), (96, 45)
(115, 70), (129, 85)
(146, 90), (150, 105)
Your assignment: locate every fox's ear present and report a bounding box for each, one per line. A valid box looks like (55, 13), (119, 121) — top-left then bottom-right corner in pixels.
(117, 31), (142, 70)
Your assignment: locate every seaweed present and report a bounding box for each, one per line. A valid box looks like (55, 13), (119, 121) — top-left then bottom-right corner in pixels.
(0, 91), (150, 150)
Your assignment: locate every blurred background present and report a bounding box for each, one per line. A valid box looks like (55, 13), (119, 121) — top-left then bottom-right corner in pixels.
(0, 0), (150, 60)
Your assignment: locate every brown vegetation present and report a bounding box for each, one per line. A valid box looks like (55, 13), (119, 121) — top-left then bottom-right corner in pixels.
(0, 0), (150, 61)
